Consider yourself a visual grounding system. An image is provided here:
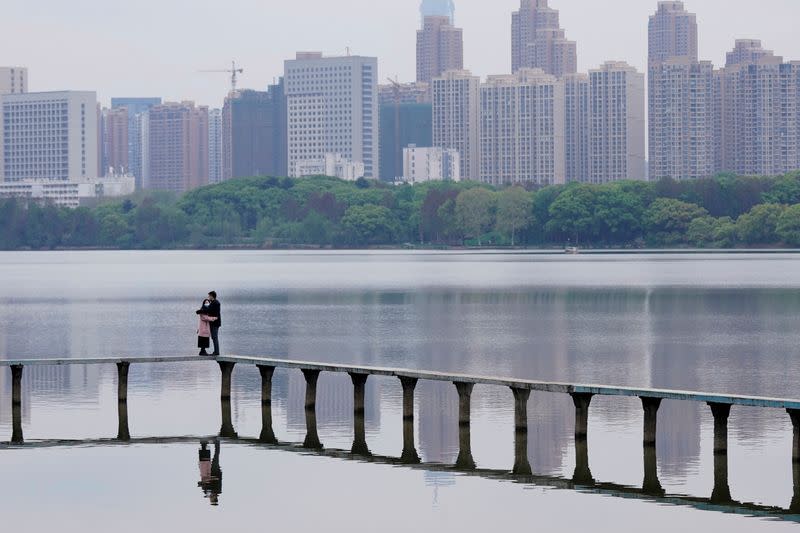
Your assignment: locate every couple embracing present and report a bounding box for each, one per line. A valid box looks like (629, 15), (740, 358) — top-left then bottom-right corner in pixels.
(197, 291), (222, 356)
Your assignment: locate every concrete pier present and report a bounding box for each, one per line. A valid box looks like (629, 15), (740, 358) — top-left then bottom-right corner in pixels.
(642, 444), (664, 496)
(511, 387), (530, 431)
(512, 425), (532, 476)
(11, 402), (23, 444)
(709, 402), (732, 454)
(219, 398), (237, 439)
(303, 404), (322, 450)
(117, 362), (130, 403)
(302, 369), (320, 410)
(571, 393), (593, 440)
(711, 449), (732, 503)
(117, 400), (130, 441)
(399, 377), (417, 420)
(401, 418), (420, 464)
(11, 365), (23, 406)
(792, 462), (800, 513)
(352, 410), (370, 456)
(350, 373), (368, 415)
(642, 397), (662, 447)
(218, 361), (236, 400)
(456, 420), (476, 470)
(573, 437), (594, 484)
(454, 382), (474, 426)
(258, 366), (276, 444)
(788, 409), (800, 462)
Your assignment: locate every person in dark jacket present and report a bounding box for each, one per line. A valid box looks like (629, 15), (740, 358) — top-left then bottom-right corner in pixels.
(206, 291), (222, 356)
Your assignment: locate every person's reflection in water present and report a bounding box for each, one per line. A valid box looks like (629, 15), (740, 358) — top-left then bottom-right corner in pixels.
(198, 440), (223, 506)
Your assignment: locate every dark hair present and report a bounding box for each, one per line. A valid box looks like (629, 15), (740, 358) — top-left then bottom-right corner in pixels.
(208, 291), (217, 299)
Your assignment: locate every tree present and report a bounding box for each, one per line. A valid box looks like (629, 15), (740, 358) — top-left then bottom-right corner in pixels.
(644, 198), (708, 246)
(592, 186), (646, 244)
(341, 205), (399, 245)
(736, 203), (786, 245)
(495, 187), (533, 246)
(777, 204), (800, 246)
(546, 185), (596, 244)
(455, 188), (495, 245)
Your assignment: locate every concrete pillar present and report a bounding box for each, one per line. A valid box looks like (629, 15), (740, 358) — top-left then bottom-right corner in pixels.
(710, 448), (732, 503)
(788, 409), (800, 463)
(399, 377), (417, 420)
(455, 420), (476, 470)
(708, 402), (732, 455)
(511, 387), (530, 432)
(11, 402), (23, 444)
(351, 409), (370, 457)
(512, 422), (532, 476)
(454, 382), (474, 426)
(571, 393), (593, 440)
(218, 361), (236, 401)
(641, 397), (662, 447)
(116, 362), (130, 403)
(792, 461), (800, 513)
(303, 403), (322, 450)
(350, 373), (368, 415)
(642, 444), (664, 496)
(401, 417), (421, 464)
(117, 399), (130, 441)
(258, 365), (275, 405)
(573, 437), (594, 485)
(302, 369), (320, 410)
(11, 365), (23, 406)
(219, 398), (237, 439)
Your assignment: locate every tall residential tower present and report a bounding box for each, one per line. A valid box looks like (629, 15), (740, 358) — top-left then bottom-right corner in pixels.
(511, 0), (576, 78)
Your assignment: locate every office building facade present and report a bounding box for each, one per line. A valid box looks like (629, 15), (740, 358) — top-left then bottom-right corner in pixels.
(111, 97), (161, 188)
(284, 52), (379, 179)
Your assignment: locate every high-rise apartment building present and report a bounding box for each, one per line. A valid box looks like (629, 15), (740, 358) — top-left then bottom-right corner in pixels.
(648, 2), (715, 181)
(648, 1), (698, 66)
(284, 52), (379, 179)
(111, 97), (161, 187)
(511, 0), (576, 78)
(432, 70), (480, 181)
(208, 109), (223, 184)
(649, 58), (715, 180)
(588, 62), (646, 182)
(479, 69), (566, 186)
(1, 91), (98, 182)
(101, 107), (129, 176)
(222, 81), (287, 181)
(564, 73), (590, 182)
(144, 102), (209, 193)
(416, 16), (464, 84)
(0, 67), (27, 95)
(716, 41), (800, 177)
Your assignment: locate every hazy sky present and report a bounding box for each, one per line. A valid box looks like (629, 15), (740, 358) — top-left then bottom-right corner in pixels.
(2, 0), (799, 108)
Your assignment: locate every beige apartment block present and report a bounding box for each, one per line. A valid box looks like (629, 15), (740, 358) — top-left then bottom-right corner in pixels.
(417, 16), (464, 84)
(479, 69), (566, 186)
(511, 0), (576, 78)
(432, 70), (480, 181)
(144, 102), (209, 193)
(102, 107), (129, 176)
(648, 1), (698, 66)
(564, 73), (590, 182)
(588, 62), (646, 183)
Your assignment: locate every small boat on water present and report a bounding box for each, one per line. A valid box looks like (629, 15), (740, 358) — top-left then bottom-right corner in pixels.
(564, 246), (580, 255)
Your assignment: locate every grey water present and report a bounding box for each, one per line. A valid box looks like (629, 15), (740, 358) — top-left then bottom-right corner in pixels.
(1, 251), (800, 532)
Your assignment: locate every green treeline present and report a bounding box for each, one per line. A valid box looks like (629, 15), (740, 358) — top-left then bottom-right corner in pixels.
(2, 173), (800, 250)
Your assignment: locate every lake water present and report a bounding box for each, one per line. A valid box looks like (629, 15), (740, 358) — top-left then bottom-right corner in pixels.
(1, 251), (800, 532)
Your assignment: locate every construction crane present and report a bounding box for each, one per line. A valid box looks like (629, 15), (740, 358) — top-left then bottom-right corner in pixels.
(387, 77), (403, 180)
(200, 60), (244, 94)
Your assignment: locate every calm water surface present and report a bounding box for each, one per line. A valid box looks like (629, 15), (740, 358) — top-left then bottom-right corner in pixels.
(1, 251), (799, 532)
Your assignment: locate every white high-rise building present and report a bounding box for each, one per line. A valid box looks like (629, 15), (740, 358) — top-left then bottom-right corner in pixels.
(208, 108), (223, 184)
(564, 73), (590, 182)
(0, 67), (27, 95)
(402, 145), (460, 183)
(479, 69), (565, 186)
(432, 70), (480, 181)
(717, 42), (800, 177)
(588, 62), (646, 182)
(511, 0), (577, 78)
(1, 91), (98, 182)
(284, 52), (379, 179)
(648, 1), (698, 66)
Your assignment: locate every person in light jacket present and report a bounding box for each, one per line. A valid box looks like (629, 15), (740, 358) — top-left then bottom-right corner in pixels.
(196, 299), (218, 356)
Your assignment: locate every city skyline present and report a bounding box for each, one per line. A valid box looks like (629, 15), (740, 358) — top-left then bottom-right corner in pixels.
(2, 0), (799, 107)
